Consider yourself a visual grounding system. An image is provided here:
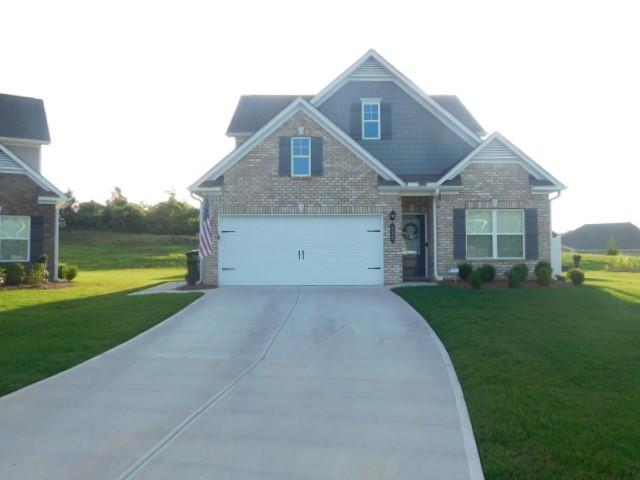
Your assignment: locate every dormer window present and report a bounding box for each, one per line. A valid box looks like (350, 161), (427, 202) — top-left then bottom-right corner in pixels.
(291, 137), (311, 176)
(361, 99), (381, 140)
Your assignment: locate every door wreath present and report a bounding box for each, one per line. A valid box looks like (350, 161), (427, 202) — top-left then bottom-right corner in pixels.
(402, 222), (419, 240)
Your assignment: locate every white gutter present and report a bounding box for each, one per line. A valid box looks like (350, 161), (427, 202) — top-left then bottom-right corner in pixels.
(432, 189), (443, 281)
(190, 191), (204, 284)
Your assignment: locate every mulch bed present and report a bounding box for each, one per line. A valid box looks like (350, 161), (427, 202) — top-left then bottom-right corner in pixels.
(445, 278), (569, 289)
(175, 284), (218, 291)
(1, 281), (75, 291)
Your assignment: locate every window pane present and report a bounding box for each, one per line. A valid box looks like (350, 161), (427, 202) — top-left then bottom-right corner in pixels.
(0, 216), (30, 239)
(467, 235), (492, 258)
(363, 121), (379, 139)
(466, 210), (492, 234)
(0, 239), (29, 261)
(498, 235), (523, 258)
(497, 210), (523, 234)
(292, 138), (309, 156)
(293, 157), (310, 175)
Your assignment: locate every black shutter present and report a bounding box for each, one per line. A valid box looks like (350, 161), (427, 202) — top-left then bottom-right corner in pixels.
(453, 209), (466, 260)
(525, 208), (539, 259)
(350, 103), (361, 140)
(310, 137), (323, 176)
(278, 137), (290, 176)
(381, 102), (392, 140)
(30, 216), (44, 262)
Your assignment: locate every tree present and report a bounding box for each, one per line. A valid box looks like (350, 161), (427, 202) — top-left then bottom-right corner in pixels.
(606, 236), (620, 256)
(59, 189), (79, 228)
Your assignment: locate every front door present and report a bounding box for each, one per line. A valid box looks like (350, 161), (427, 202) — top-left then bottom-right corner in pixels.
(402, 214), (426, 280)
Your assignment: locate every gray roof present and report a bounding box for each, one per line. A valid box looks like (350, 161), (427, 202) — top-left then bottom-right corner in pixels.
(562, 222), (640, 250)
(227, 95), (313, 135)
(0, 94), (50, 142)
(225, 94), (484, 137)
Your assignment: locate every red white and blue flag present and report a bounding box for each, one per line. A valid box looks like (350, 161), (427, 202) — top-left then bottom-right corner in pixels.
(199, 198), (213, 258)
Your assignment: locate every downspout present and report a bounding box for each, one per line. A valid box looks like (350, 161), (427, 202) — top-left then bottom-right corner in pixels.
(432, 189), (444, 281)
(53, 204), (61, 281)
(190, 191), (203, 284)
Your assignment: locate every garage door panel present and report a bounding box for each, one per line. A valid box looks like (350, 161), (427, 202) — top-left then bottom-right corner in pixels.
(218, 215), (383, 286)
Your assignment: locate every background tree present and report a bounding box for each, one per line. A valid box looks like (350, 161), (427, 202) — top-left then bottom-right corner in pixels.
(606, 236), (620, 256)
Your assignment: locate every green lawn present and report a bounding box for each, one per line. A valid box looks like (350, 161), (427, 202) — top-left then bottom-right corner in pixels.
(60, 229), (197, 270)
(0, 230), (201, 397)
(563, 251), (640, 272)
(395, 272), (640, 479)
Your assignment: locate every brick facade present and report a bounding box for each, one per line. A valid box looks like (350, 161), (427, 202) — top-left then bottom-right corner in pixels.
(200, 113), (552, 285)
(435, 162), (551, 278)
(201, 111), (402, 285)
(0, 173), (56, 274)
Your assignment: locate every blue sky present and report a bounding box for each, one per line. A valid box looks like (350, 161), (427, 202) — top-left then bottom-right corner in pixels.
(1, 0), (638, 232)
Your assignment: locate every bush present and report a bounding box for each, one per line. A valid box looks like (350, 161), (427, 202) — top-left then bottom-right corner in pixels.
(573, 254), (582, 268)
(534, 261), (552, 277)
(512, 263), (529, 281)
(64, 265), (78, 282)
(478, 264), (496, 283)
(0, 267), (5, 287)
(469, 270), (483, 289)
(507, 267), (523, 288)
(37, 254), (48, 264)
(536, 265), (553, 287)
(606, 237), (620, 256)
(58, 262), (68, 280)
(4, 263), (26, 286)
(457, 262), (473, 281)
(567, 268), (585, 286)
(27, 263), (47, 287)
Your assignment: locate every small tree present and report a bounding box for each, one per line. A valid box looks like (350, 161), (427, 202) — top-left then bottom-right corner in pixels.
(606, 237), (620, 256)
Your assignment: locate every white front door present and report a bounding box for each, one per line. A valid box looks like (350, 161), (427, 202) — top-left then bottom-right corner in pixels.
(218, 215), (384, 286)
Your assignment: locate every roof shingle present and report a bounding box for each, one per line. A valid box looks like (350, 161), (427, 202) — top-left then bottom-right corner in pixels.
(0, 93), (50, 142)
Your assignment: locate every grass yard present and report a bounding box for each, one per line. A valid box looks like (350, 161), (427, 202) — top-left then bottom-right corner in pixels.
(562, 251), (640, 272)
(60, 229), (197, 270)
(395, 271), (640, 479)
(0, 230), (202, 397)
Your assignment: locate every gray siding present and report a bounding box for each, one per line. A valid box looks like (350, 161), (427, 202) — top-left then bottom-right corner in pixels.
(318, 81), (474, 176)
(4, 144), (41, 172)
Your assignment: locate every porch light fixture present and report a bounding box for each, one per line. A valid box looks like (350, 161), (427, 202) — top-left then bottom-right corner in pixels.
(389, 210), (396, 221)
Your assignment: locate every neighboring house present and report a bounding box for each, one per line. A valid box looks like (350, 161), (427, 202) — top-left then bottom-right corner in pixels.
(0, 94), (67, 279)
(563, 222), (640, 251)
(190, 50), (565, 286)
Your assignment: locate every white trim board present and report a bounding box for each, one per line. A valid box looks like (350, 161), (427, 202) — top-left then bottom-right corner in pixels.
(0, 144), (67, 201)
(189, 97), (404, 191)
(310, 49), (482, 147)
(437, 132), (566, 191)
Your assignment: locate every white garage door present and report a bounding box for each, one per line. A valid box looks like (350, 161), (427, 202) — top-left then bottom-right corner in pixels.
(218, 215), (384, 286)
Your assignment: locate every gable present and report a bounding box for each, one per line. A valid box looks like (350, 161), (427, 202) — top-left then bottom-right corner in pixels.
(0, 144), (66, 200)
(190, 98), (403, 192)
(318, 81), (475, 176)
(0, 148), (23, 173)
(438, 132), (566, 191)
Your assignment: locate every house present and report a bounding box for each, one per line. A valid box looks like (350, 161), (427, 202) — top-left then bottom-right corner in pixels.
(189, 50), (565, 286)
(0, 94), (67, 279)
(563, 222), (640, 252)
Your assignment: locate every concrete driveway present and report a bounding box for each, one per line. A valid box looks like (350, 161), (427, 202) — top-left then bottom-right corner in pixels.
(0, 286), (483, 479)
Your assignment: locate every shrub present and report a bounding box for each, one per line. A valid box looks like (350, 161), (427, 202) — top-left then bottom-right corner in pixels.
(27, 263), (47, 287)
(507, 267), (523, 288)
(478, 264), (496, 283)
(512, 263), (529, 281)
(185, 251), (200, 286)
(534, 261), (552, 277)
(567, 268), (585, 286)
(606, 237), (620, 256)
(536, 265), (553, 286)
(0, 267), (5, 287)
(37, 254), (48, 264)
(457, 262), (473, 282)
(58, 262), (68, 280)
(64, 265), (78, 282)
(572, 254), (582, 268)
(4, 263), (26, 286)
(469, 270), (482, 289)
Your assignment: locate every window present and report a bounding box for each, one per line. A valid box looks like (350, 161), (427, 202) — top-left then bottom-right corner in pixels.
(466, 209), (524, 259)
(361, 100), (380, 140)
(291, 137), (310, 177)
(0, 215), (30, 262)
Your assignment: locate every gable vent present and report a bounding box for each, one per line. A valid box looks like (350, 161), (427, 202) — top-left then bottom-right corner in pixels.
(0, 149), (23, 173)
(350, 58), (393, 79)
(473, 139), (520, 162)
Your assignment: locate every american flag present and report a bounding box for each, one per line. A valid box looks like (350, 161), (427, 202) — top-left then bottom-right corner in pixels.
(199, 197), (214, 257)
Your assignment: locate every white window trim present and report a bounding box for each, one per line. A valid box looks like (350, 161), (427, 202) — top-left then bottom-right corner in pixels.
(361, 98), (381, 140)
(466, 209), (525, 260)
(0, 215), (31, 262)
(290, 137), (311, 177)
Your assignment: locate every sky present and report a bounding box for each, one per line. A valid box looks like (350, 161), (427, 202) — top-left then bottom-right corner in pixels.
(1, 0), (638, 233)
